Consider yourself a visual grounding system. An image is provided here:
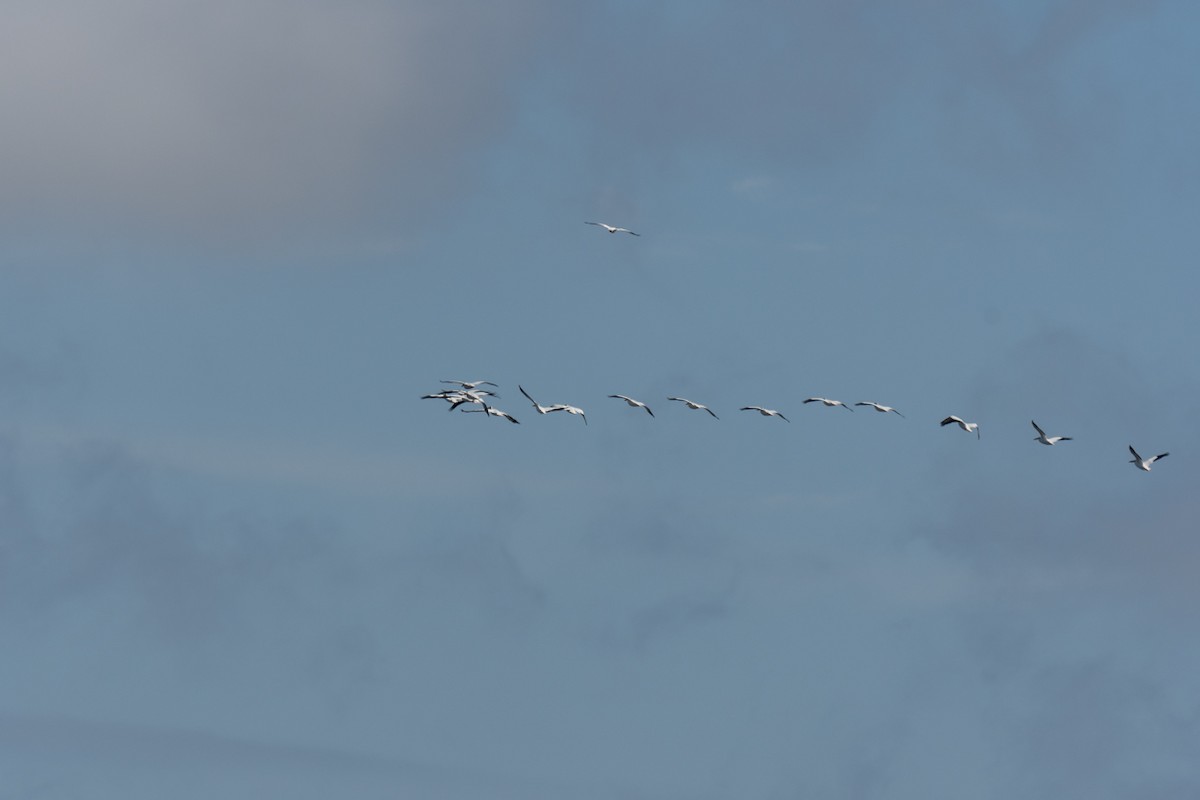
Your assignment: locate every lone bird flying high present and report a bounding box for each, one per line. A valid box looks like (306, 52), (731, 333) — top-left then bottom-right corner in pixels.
(1031, 420), (1072, 446)
(585, 221), (640, 236)
(1129, 445), (1168, 471)
(941, 415), (981, 439)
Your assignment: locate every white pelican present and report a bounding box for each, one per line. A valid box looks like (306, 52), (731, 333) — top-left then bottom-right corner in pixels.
(519, 386), (586, 424)
(609, 394), (654, 417)
(1129, 445), (1168, 471)
(741, 406), (790, 422)
(519, 385), (558, 415)
(464, 405), (520, 424)
(423, 390), (490, 411)
(548, 403), (587, 425)
(1031, 420), (1071, 446)
(585, 221), (640, 236)
(940, 415), (980, 439)
(855, 402), (904, 418)
(447, 389), (496, 411)
(668, 396), (719, 419)
(441, 379), (498, 390)
(804, 397), (854, 412)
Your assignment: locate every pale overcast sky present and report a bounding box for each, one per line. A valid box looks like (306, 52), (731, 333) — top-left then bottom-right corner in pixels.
(2, 2), (1199, 798)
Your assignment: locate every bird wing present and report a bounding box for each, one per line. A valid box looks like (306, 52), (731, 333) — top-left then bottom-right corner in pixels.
(1152, 452), (1169, 462)
(1031, 420), (1045, 436)
(940, 416), (961, 426)
(519, 385), (540, 408)
(1129, 445), (1142, 461)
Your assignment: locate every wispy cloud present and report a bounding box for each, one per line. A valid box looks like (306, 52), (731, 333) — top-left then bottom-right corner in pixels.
(15, 420), (582, 501)
(0, 1), (557, 251)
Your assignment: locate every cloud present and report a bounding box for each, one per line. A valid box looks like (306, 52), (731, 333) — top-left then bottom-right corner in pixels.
(2, 1), (1158, 257)
(0, 712), (606, 800)
(0, 1), (555, 253)
(556, 3), (911, 167)
(546, 1), (1160, 199)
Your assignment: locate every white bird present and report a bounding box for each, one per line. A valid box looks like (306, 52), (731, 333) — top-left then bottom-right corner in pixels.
(447, 389), (497, 411)
(423, 389), (490, 411)
(585, 221), (640, 236)
(548, 403), (587, 425)
(609, 394), (654, 417)
(668, 396), (719, 419)
(940, 415), (980, 439)
(804, 397), (854, 412)
(855, 402), (904, 418)
(519, 385), (558, 415)
(519, 386), (587, 424)
(1031, 420), (1071, 446)
(741, 406), (790, 422)
(441, 379), (498, 390)
(1129, 445), (1168, 471)
(464, 405), (520, 424)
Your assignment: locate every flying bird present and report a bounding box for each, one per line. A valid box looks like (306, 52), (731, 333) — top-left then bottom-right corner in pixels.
(585, 221), (640, 236)
(441, 379), (498, 390)
(940, 415), (980, 439)
(421, 390), (462, 402)
(548, 403), (588, 425)
(1129, 445), (1168, 471)
(447, 389), (496, 411)
(741, 406), (790, 422)
(855, 402), (904, 417)
(668, 397), (719, 419)
(464, 405), (520, 424)
(519, 385), (558, 415)
(518, 386), (587, 424)
(609, 394), (654, 416)
(804, 397), (854, 411)
(423, 389), (491, 411)
(1031, 420), (1072, 446)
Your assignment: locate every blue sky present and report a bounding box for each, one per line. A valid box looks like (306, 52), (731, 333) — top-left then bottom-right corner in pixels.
(2, 2), (1199, 797)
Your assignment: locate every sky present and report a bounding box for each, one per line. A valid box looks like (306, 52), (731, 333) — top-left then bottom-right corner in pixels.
(2, 1), (1199, 797)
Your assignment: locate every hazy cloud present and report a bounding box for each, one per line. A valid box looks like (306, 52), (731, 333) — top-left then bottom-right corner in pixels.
(0, 1), (556, 251)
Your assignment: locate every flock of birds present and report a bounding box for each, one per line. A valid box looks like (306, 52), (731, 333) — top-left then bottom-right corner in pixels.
(423, 220), (1172, 473)
(423, 376), (1171, 473)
